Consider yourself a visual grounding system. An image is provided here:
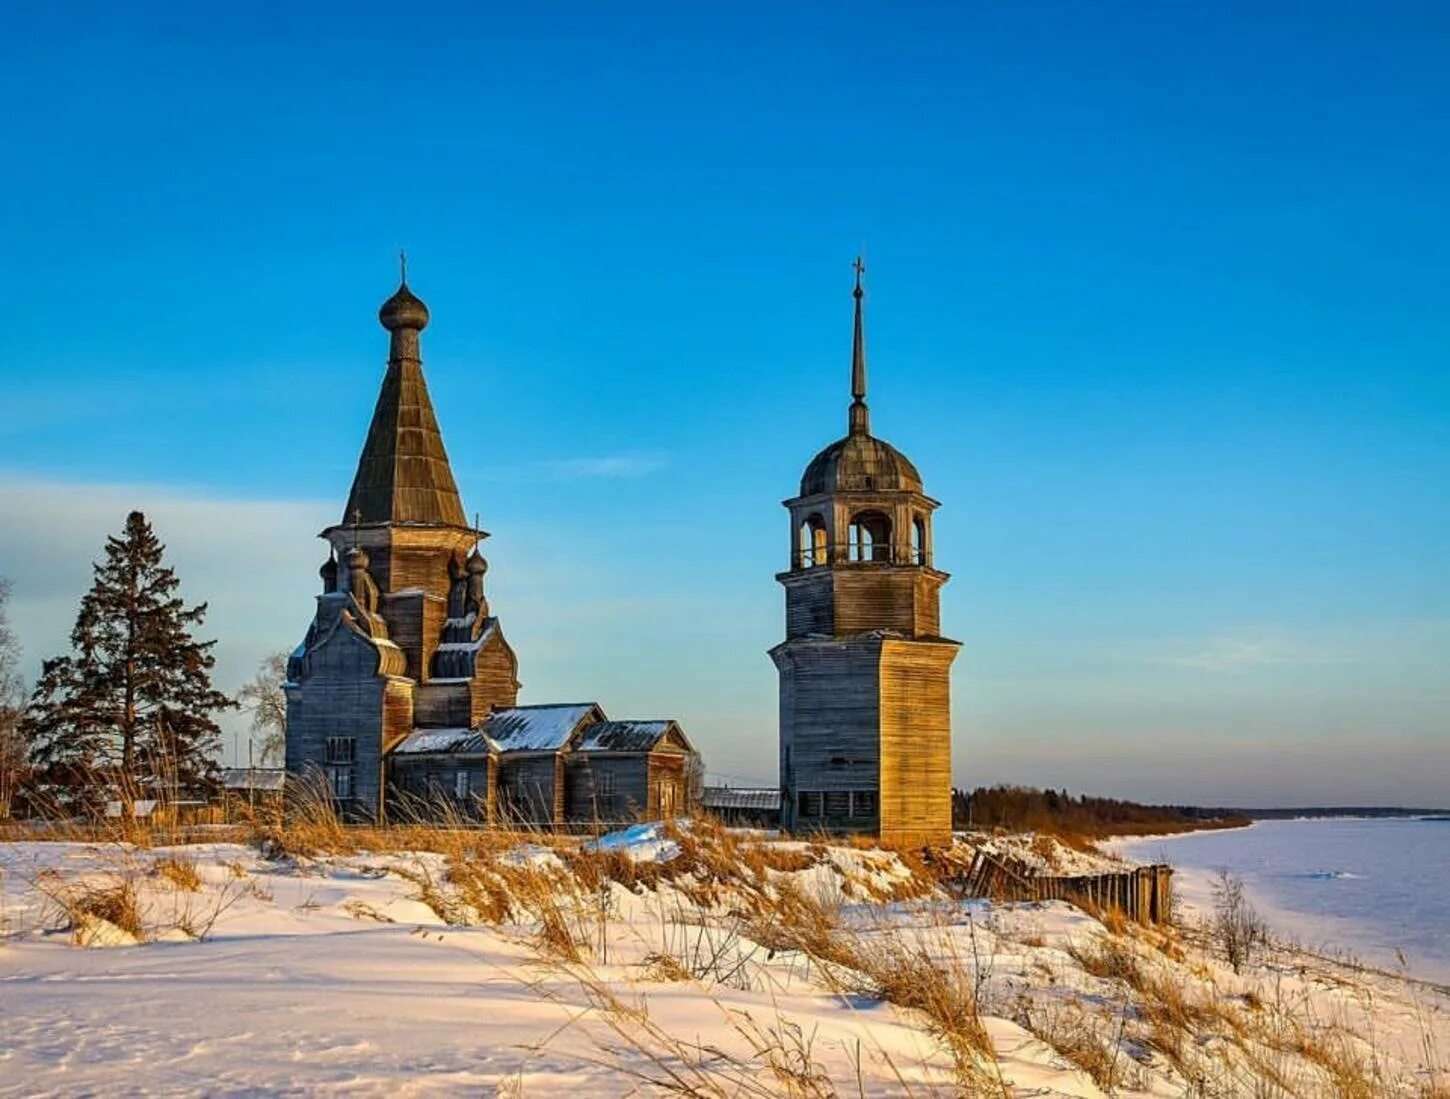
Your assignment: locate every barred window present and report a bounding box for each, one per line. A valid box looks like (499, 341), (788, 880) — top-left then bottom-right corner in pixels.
(596, 769), (615, 796)
(325, 737), (356, 764)
(454, 771), (470, 800)
(797, 791), (823, 817)
(824, 791), (850, 817)
(852, 790), (878, 817)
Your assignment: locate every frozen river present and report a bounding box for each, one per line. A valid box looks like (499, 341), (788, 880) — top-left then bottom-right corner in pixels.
(1111, 816), (1450, 985)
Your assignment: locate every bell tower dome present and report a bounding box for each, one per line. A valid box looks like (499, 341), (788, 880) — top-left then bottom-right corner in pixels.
(770, 260), (961, 847)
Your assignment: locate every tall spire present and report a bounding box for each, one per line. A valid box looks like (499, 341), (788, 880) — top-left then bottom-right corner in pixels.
(343, 267), (468, 528)
(849, 256), (869, 436)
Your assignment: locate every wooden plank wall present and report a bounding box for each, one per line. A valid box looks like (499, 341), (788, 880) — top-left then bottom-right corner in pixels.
(878, 639), (959, 847)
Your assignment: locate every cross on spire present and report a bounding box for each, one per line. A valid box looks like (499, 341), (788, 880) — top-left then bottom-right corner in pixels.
(399, 249), (408, 285)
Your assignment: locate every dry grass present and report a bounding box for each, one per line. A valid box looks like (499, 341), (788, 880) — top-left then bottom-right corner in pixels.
(1015, 996), (1131, 1090)
(152, 853), (201, 891)
(55, 876), (146, 941)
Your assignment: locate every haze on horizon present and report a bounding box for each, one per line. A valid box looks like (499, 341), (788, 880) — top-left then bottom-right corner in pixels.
(2, 3), (1446, 808)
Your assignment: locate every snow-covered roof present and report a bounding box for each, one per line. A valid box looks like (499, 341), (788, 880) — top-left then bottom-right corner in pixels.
(575, 720), (678, 753)
(701, 787), (781, 811)
(220, 768), (287, 792)
(391, 704), (607, 758)
(392, 727), (495, 756)
(483, 704), (602, 753)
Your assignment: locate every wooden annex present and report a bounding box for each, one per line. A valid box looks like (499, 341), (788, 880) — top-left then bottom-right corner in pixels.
(284, 272), (696, 826)
(772, 261), (961, 847)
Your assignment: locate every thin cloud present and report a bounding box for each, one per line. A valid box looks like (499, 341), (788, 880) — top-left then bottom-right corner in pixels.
(1150, 637), (1340, 672)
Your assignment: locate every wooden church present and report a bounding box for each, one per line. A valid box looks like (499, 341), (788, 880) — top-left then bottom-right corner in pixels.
(284, 271), (696, 825)
(772, 261), (961, 847)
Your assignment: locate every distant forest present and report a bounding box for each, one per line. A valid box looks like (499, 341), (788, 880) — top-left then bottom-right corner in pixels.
(952, 785), (1251, 839)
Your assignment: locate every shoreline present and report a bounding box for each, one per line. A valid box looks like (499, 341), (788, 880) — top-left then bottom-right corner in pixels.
(1107, 819), (1450, 989)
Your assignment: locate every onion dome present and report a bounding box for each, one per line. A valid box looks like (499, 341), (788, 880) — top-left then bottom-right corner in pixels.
(467, 547), (488, 575)
(379, 281), (429, 332)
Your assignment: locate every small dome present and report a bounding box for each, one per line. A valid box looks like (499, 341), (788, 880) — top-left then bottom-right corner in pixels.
(379, 282), (430, 332)
(800, 432), (923, 496)
(466, 548), (488, 575)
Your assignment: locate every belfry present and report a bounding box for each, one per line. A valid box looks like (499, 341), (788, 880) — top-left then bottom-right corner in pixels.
(286, 266), (695, 825)
(771, 260), (961, 846)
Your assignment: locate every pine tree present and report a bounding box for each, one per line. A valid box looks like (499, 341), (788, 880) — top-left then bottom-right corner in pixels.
(22, 511), (235, 810)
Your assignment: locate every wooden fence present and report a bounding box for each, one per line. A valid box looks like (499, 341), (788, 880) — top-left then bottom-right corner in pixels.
(957, 851), (1174, 926)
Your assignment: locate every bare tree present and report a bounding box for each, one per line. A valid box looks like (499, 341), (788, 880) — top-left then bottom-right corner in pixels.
(237, 651), (289, 765)
(1211, 868), (1266, 974)
(685, 750), (706, 812)
(0, 578), (26, 817)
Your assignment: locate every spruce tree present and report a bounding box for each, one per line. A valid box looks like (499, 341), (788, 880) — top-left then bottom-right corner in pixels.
(23, 511), (234, 810)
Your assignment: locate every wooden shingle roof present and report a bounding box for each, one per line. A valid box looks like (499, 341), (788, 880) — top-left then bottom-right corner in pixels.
(343, 281), (468, 527)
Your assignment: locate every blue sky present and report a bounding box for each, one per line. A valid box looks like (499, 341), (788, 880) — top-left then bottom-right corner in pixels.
(2, 2), (1447, 805)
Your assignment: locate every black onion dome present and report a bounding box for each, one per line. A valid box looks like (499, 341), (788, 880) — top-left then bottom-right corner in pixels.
(800, 432), (923, 496)
(379, 282), (430, 331)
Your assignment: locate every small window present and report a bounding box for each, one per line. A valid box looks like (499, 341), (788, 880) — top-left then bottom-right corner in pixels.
(852, 790), (878, 817)
(454, 770), (470, 800)
(596, 769), (615, 796)
(798, 791), (823, 817)
(325, 737), (356, 764)
(824, 791), (850, 817)
(328, 765), (354, 800)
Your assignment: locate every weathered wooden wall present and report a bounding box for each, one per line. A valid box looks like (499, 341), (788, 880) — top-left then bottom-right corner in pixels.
(878, 638), (958, 847)
(285, 599), (414, 822)
(773, 637), (883, 835)
(497, 755), (557, 827)
(388, 755), (492, 821)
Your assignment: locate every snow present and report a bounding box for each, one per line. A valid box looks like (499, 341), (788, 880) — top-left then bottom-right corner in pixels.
(391, 727), (492, 755)
(482, 703), (599, 753)
(586, 821), (681, 862)
(1, 834), (1445, 1096)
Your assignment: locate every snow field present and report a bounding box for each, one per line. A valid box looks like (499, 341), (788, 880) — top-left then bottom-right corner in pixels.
(0, 825), (1445, 1097)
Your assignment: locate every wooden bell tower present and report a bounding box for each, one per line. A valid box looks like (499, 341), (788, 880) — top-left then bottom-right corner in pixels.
(771, 260), (961, 847)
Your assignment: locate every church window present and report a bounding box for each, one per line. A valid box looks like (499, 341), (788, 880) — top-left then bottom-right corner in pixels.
(328, 765), (354, 800)
(325, 738), (356, 802)
(596, 769), (615, 796)
(454, 770), (470, 800)
(911, 516), (926, 565)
